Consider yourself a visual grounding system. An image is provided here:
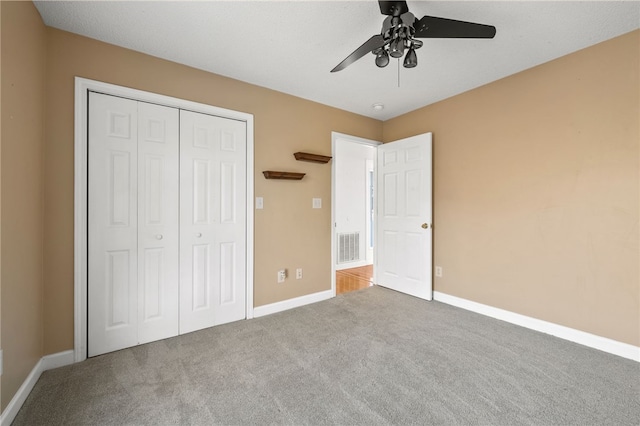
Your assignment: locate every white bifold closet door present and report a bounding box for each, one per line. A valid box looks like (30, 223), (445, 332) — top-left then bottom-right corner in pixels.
(179, 110), (247, 334)
(88, 92), (247, 357)
(88, 92), (179, 357)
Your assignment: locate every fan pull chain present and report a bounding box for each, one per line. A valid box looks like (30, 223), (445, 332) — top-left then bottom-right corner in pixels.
(397, 58), (400, 88)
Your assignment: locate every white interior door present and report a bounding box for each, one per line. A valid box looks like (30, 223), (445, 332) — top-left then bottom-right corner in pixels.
(179, 110), (247, 334)
(136, 101), (180, 344)
(375, 133), (433, 300)
(88, 93), (139, 356)
(88, 92), (180, 356)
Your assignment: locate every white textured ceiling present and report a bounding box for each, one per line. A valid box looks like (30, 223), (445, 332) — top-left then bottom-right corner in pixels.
(34, 1), (640, 120)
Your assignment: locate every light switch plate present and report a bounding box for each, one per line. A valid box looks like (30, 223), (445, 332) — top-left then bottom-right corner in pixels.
(312, 198), (322, 209)
(256, 197), (264, 209)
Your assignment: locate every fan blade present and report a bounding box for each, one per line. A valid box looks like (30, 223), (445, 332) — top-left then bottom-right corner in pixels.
(414, 15), (496, 38)
(379, 1), (408, 17)
(331, 34), (387, 73)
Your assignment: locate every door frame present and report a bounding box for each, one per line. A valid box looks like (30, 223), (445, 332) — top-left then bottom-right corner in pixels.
(330, 132), (381, 297)
(74, 77), (255, 362)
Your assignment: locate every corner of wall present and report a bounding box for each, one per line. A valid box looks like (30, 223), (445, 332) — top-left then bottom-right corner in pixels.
(381, 31), (640, 347)
(0, 0), (48, 413)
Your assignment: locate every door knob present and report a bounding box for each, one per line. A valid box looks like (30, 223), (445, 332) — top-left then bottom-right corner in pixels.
(196, 233), (202, 238)
(156, 234), (163, 240)
(421, 223), (429, 229)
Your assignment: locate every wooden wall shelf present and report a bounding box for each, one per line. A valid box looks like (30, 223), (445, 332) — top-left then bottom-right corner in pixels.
(294, 152), (332, 164)
(262, 171), (305, 180)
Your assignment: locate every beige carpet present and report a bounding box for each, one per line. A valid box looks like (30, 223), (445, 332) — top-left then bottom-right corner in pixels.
(13, 286), (640, 425)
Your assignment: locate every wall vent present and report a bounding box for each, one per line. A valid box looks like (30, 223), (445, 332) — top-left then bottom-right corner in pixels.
(337, 232), (360, 264)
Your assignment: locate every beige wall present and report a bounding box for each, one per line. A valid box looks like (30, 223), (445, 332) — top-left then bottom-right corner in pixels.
(384, 30), (640, 346)
(0, 0), (3, 407)
(42, 28), (383, 354)
(0, 1), (47, 411)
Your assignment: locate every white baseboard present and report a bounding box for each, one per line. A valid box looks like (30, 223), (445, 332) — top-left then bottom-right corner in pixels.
(433, 291), (640, 362)
(253, 289), (333, 318)
(42, 350), (75, 370)
(0, 350), (74, 426)
(336, 260), (371, 271)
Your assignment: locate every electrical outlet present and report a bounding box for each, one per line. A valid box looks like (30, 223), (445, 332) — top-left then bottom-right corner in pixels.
(296, 268), (303, 279)
(277, 269), (287, 283)
(435, 266), (443, 278)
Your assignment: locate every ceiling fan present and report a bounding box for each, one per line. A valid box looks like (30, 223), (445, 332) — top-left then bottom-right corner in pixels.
(331, 1), (496, 72)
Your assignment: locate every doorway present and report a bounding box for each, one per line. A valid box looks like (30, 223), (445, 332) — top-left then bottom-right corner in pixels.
(331, 133), (380, 296)
(74, 77), (255, 362)
(331, 131), (434, 300)
(87, 92), (248, 356)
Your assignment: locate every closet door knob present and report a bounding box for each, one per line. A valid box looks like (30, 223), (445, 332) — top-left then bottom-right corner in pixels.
(156, 234), (163, 240)
(196, 233), (202, 238)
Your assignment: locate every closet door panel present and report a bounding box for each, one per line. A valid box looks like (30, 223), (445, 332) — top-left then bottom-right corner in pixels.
(179, 110), (246, 334)
(88, 92), (139, 357)
(179, 111), (218, 333)
(213, 118), (246, 324)
(137, 102), (180, 344)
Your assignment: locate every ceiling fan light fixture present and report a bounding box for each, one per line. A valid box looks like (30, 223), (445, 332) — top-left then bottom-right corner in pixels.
(389, 37), (404, 58)
(330, 1), (496, 73)
(403, 47), (417, 68)
(375, 50), (390, 67)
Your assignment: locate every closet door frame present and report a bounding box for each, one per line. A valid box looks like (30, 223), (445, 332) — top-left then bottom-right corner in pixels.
(74, 77), (255, 362)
